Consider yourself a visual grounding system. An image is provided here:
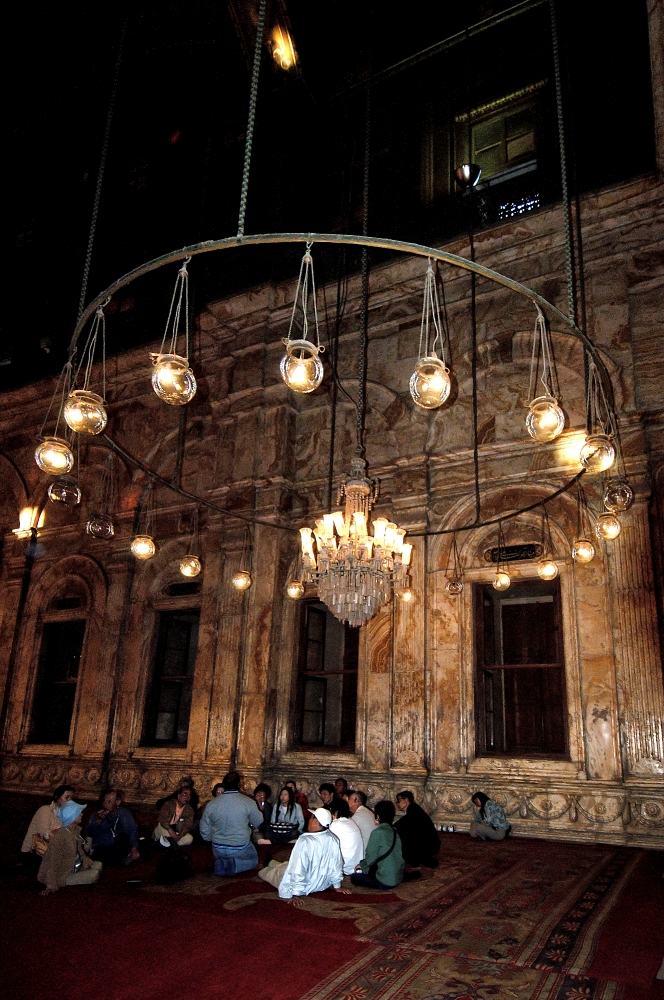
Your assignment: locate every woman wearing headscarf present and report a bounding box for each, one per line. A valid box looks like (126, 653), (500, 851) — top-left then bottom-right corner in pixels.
(37, 801), (103, 894)
(470, 792), (511, 841)
(20, 784), (75, 874)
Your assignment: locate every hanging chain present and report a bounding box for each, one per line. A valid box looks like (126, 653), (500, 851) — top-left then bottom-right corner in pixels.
(237, 0), (267, 237)
(356, 88), (371, 455)
(287, 242), (321, 347)
(550, 0), (575, 325)
(419, 259), (447, 362)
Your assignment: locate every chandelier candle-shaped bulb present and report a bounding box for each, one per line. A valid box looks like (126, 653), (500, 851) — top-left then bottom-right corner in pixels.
(579, 433), (616, 474)
(603, 479), (634, 513)
(384, 523), (397, 549)
(401, 543), (413, 566)
(131, 535), (156, 560)
(287, 580), (305, 599)
(35, 437), (74, 475)
(595, 512), (621, 541)
(572, 537), (595, 564)
(537, 557), (559, 581)
(180, 555), (202, 578)
(372, 518), (387, 543)
(48, 477), (81, 506)
(232, 570), (252, 591)
(526, 395), (565, 443)
(151, 354), (197, 405)
(63, 389), (107, 435)
(353, 511), (368, 541)
(332, 511), (346, 537)
(410, 355), (451, 409)
(493, 570), (511, 591)
(393, 528), (406, 554)
(300, 527), (314, 556)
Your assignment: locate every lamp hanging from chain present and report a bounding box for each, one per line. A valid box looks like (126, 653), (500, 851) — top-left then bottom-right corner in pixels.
(537, 507), (559, 580)
(579, 360), (616, 473)
(64, 303), (108, 435)
(410, 259), (451, 409)
(572, 485), (595, 564)
(445, 533), (464, 595)
(231, 526), (253, 590)
(298, 455), (411, 626)
(525, 306), (565, 443)
(35, 364), (76, 475)
(131, 481), (157, 559)
(280, 243), (324, 393)
(180, 507), (202, 577)
(86, 451), (115, 538)
(286, 555), (306, 599)
(603, 478), (633, 513)
(151, 258), (197, 405)
(595, 510), (621, 541)
(493, 523), (511, 591)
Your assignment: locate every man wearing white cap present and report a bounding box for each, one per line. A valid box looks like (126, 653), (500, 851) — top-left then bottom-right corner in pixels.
(258, 808), (349, 899)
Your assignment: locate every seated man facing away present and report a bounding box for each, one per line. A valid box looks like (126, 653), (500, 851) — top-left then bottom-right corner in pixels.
(347, 790), (375, 851)
(153, 786), (195, 848)
(330, 799), (364, 875)
(395, 790), (440, 868)
(199, 770), (264, 876)
(85, 788), (140, 866)
(351, 800), (405, 891)
(470, 791), (511, 841)
(38, 801), (102, 895)
(258, 808), (350, 899)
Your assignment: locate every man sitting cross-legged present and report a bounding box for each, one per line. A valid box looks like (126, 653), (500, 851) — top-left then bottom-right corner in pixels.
(85, 788), (141, 867)
(258, 808), (351, 899)
(347, 790), (376, 851)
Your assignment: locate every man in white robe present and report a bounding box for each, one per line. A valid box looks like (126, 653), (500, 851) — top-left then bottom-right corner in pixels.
(348, 791), (376, 850)
(330, 801), (364, 875)
(258, 808), (350, 899)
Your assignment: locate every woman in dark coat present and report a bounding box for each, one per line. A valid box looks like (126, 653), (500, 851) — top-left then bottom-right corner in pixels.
(395, 790), (440, 868)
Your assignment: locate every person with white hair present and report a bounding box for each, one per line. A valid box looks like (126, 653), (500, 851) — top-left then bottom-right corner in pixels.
(258, 808), (350, 899)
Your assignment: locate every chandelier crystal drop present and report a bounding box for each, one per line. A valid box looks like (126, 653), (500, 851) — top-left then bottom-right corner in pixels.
(86, 512), (115, 539)
(410, 259), (452, 409)
(526, 308), (564, 443)
(131, 535), (156, 559)
(299, 455), (410, 627)
(48, 476), (82, 506)
(180, 555), (202, 578)
(280, 245), (324, 394)
(35, 437), (75, 475)
(595, 511), (621, 541)
(232, 569), (252, 590)
(63, 389), (107, 435)
(603, 478), (634, 513)
(572, 537), (595, 564)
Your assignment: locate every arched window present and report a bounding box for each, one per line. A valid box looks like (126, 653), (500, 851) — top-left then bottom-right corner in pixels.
(28, 578), (89, 745)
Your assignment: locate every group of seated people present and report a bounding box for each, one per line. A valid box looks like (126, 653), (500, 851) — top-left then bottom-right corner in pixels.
(19, 773), (510, 897)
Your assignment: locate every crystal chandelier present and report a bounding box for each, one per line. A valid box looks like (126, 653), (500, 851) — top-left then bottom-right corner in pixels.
(298, 456), (411, 627)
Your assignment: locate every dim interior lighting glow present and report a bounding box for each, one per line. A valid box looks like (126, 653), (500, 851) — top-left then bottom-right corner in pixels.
(603, 479), (634, 513)
(13, 506), (45, 538)
(287, 580), (305, 599)
(493, 570), (511, 591)
(595, 511), (621, 541)
(131, 535), (156, 560)
(232, 570), (252, 591)
(63, 389), (107, 435)
(572, 537), (595, 564)
(526, 395), (565, 443)
(180, 555), (201, 577)
(270, 25), (296, 70)
(537, 557), (559, 581)
(34, 437), (74, 475)
(398, 588), (413, 603)
(580, 433), (616, 474)
(151, 353), (197, 405)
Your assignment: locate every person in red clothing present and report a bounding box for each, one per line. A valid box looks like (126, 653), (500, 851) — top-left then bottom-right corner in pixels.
(285, 779), (311, 821)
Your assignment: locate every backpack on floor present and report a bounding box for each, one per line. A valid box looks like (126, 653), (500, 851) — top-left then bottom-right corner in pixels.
(154, 847), (193, 885)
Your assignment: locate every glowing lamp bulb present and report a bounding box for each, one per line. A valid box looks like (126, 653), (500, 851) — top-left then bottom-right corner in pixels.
(398, 588), (413, 603)
(150, 353), (197, 405)
(280, 339), (323, 394)
(131, 535), (156, 560)
(572, 537), (595, 564)
(35, 437), (74, 475)
(526, 395), (565, 443)
(595, 512), (621, 541)
(446, 577), (464, 596)
(579, 433), (616, 474)
(493, 570), (511, 592)
(537, 557), (559, 581)
(63, 389), (108, 435)
(180, 555), (201, 578)
(603, 479), (634, 513)
(287, 580), (305, 599)
(232, 570), (252, 591)
(409, 355), (451, 409)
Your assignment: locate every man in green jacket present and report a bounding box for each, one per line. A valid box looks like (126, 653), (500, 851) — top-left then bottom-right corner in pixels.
(350, 800), (405, 890)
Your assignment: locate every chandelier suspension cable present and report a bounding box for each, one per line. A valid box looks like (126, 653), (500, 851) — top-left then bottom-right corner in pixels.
(549, 0), (575, 326)
(76, 9), (130, 328)
(465, 26), (481, 525)
(528, 306), (560, 401)
(237, 0), (267, 238)
(356, 87), (371, 456)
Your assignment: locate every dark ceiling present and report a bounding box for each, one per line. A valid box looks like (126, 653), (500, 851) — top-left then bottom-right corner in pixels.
(5, 1), (655, 391)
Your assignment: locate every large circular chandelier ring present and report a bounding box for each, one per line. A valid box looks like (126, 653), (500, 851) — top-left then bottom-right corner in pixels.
(70, 231), (612, 537)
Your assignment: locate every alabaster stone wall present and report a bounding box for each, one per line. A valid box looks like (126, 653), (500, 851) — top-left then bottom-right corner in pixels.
(1, 5), (663, 846)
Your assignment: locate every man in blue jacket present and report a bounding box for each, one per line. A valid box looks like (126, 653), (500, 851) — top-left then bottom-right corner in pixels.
(199, 770), (264, 876)
(85, 789), (140, 866)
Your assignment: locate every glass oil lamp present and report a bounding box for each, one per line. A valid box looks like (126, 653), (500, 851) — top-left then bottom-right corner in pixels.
(151, 353), (197, 405)
(595, 512), (621, 541)
(287, 580), (305, 599)
(410, 354), (451, 409)
(180, 555), (202, 578)
(35, 437), (74, 475)
(580, 433), (616, 474)
(48, 476), (81, 506)
(493, 570), (511, 592)
(131, 535), (156, 560)
(446, 578), (463, 596)
(86, 513), (115, 539)
(572, 537), (595, 564)
(526, 395), (565, 443)
(280, 340), (324, 394)
(537, 557), (559, 581)
(232, 570), (252, 591)
(603, 479), (633, 513)
(63, 389), (108, 435)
